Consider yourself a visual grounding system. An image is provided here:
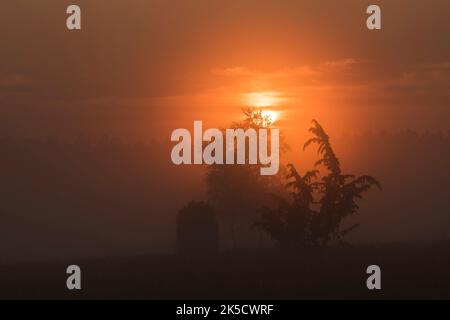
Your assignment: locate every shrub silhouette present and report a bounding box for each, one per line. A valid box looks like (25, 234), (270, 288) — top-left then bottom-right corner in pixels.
(257, 120), (381, 248)
(176, 201), (219, 254)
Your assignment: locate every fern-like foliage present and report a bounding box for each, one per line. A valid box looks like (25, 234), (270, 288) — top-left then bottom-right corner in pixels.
(256, 119), (381, 249)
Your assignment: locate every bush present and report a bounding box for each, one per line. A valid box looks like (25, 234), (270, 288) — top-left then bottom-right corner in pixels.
(176, 201), (219, 254)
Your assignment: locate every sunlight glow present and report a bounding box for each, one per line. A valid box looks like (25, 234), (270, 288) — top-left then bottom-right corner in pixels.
(261, 110), (278, 124)
(244, 92), (282, 107)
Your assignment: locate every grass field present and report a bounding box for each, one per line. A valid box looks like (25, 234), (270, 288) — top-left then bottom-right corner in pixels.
(1, 242), (449, 299)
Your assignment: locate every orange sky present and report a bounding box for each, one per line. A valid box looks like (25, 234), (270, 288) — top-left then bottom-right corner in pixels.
(0, 0), (449, 142)
(1, 1), (450, 259)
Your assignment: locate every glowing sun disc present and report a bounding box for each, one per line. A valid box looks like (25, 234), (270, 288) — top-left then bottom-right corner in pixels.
(261, 110), (278, 123)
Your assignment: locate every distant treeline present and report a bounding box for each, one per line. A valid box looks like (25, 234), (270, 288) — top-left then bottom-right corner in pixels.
(1, 131), (450, 262)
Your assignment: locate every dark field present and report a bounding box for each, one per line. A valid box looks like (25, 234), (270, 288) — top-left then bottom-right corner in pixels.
(1, 243), (449, 300)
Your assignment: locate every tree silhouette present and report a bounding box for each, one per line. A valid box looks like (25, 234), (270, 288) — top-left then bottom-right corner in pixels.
(257, 120), (381, 248)
(176, 201), (219, 255)
(205, 108), (288, 248)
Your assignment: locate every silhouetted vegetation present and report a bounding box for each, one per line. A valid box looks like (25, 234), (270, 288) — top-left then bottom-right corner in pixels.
(176, 201), (219, 255)
(257, 120), (381, 249)
(1, 128), (450, 262)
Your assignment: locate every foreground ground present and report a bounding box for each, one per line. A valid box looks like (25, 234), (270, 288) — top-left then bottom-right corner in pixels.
(1, 243), (449, 299)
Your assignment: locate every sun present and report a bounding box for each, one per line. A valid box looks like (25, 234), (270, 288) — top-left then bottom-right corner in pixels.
(261, 110), (278, 124)
(243, 91), (283, 125)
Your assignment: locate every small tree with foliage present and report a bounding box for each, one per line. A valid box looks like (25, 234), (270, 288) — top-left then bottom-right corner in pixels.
(205, 108), (288, 248)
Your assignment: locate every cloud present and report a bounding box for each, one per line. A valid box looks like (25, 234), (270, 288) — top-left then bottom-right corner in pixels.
(208, 57), (450, 113)
(424, 61), (450, 71)
(211, 58), (358, 81)
(318, 58), (357, 71)
(0, 74), (32, 88)
(211, 67), (253, 77)
(209, 58), (364, 96)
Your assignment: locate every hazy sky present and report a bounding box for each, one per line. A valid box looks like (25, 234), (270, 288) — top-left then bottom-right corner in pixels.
(1, 1), (450, 261)
(1, 0), (449, 139)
